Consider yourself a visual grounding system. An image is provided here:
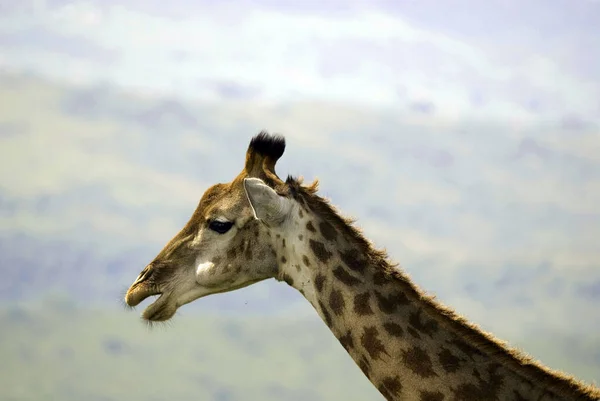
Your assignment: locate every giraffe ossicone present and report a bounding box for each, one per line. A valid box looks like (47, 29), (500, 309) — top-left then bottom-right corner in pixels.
(125, 131), (600, 401)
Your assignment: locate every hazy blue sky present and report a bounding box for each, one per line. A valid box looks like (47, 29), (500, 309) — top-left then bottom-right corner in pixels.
(1, 0), (599, 122)
(0, 0), (599, 351)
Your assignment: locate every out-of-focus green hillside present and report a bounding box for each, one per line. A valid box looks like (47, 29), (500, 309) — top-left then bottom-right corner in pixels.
(0, 304), (381, 401)
(1, 72), (599, 399)
(1, 1), (600, 397)
(1, 304), (599, 401)
(0, 72), (308, 310)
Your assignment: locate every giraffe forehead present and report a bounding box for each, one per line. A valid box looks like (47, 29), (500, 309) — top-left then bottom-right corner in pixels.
(200, 183), (227, 203)
(172, 183), (250, 242)
(200, 183), (248, 217)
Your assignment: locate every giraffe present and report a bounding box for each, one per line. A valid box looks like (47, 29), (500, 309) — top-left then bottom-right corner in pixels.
(124, 132), (600, 401)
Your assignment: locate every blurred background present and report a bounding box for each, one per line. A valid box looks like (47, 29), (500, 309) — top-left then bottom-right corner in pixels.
(1, 1), (599, 400)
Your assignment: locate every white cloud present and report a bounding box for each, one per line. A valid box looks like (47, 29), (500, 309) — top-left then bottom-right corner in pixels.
(2, 2), (597, 123)
(481, 165), (600, 215)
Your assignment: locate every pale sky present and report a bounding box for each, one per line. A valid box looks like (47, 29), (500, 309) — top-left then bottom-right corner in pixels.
(0, 1), (599, 364)
(1, 0), (598, 122)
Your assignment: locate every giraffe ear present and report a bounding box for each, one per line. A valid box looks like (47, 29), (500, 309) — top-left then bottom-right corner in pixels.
(243, 178), (292, 226)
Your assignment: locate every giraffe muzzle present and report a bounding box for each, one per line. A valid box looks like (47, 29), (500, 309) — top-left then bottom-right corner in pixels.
(125, 282), (161, 307)
(125, 266), (162, 307)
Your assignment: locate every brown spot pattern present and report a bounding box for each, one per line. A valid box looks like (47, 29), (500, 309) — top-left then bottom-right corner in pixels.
(309, 239), (332, 262)
(383, 322), (404, 338)
(306, 221), (316, 232)
(438, 347), (464, 373)
(318, 300), (333, 327)
(298, 234), (304, 241)
(339, 331), (354, 351)
(353, 292), (374, 316)
(407, 327), (422, 340)
(314, 273), (326, 292)
(340, 249), (365, 273)
(282, 274), (294, 286)
(449, 339), (484, 360)
(373, 271), (389, 285)
(358, 357), (371, 378)
(281, 256), (287, 264)
(374, 290), (409, 314)
(319, 220), (338, 241)
(361, 326), (389, 360)
(402, 346), (436, 378)
(420, 391), (444, 401)
(333, 266), (361, 286)
(329, 289), (345, 316)
(227, 247), (237, 259)
(409, 310), (439, 337)
(302, 255), (310, 266)
(378, 376), (402, 400)
(452, 364), (504, 401)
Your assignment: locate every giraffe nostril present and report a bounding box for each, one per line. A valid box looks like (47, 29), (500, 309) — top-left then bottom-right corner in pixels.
(134, 264), (152, 285)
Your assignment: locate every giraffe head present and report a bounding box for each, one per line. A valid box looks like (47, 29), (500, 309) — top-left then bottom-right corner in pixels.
(124, 132), (298, 321)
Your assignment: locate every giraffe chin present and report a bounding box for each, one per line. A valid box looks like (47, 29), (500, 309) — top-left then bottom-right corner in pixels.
(136, 280), (268, 322)
(140, 286), (217, 322)
(142, 292), (177, 322)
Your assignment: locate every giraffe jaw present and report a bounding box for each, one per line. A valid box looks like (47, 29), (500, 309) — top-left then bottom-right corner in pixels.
(125, 274), (268, 322)
(141, 292), (177, 322)
(124, 282), (168, 321)
(128, 288), (190, 322)
(125, 281), (220, 322)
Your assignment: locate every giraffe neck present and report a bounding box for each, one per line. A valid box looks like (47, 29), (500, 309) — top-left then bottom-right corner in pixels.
(275, 198), (600, 401)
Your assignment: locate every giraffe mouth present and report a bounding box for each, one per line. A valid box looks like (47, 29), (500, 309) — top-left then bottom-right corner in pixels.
(141, 292), (177, 322)
(125, 282), (178, 322)
(125, 276), (265, 322)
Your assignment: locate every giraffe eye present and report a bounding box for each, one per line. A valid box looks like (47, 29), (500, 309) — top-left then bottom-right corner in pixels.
(208, 220), (234, 234)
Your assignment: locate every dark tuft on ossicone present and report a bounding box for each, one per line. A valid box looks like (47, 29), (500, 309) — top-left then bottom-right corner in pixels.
(249, 131), (286, 160)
